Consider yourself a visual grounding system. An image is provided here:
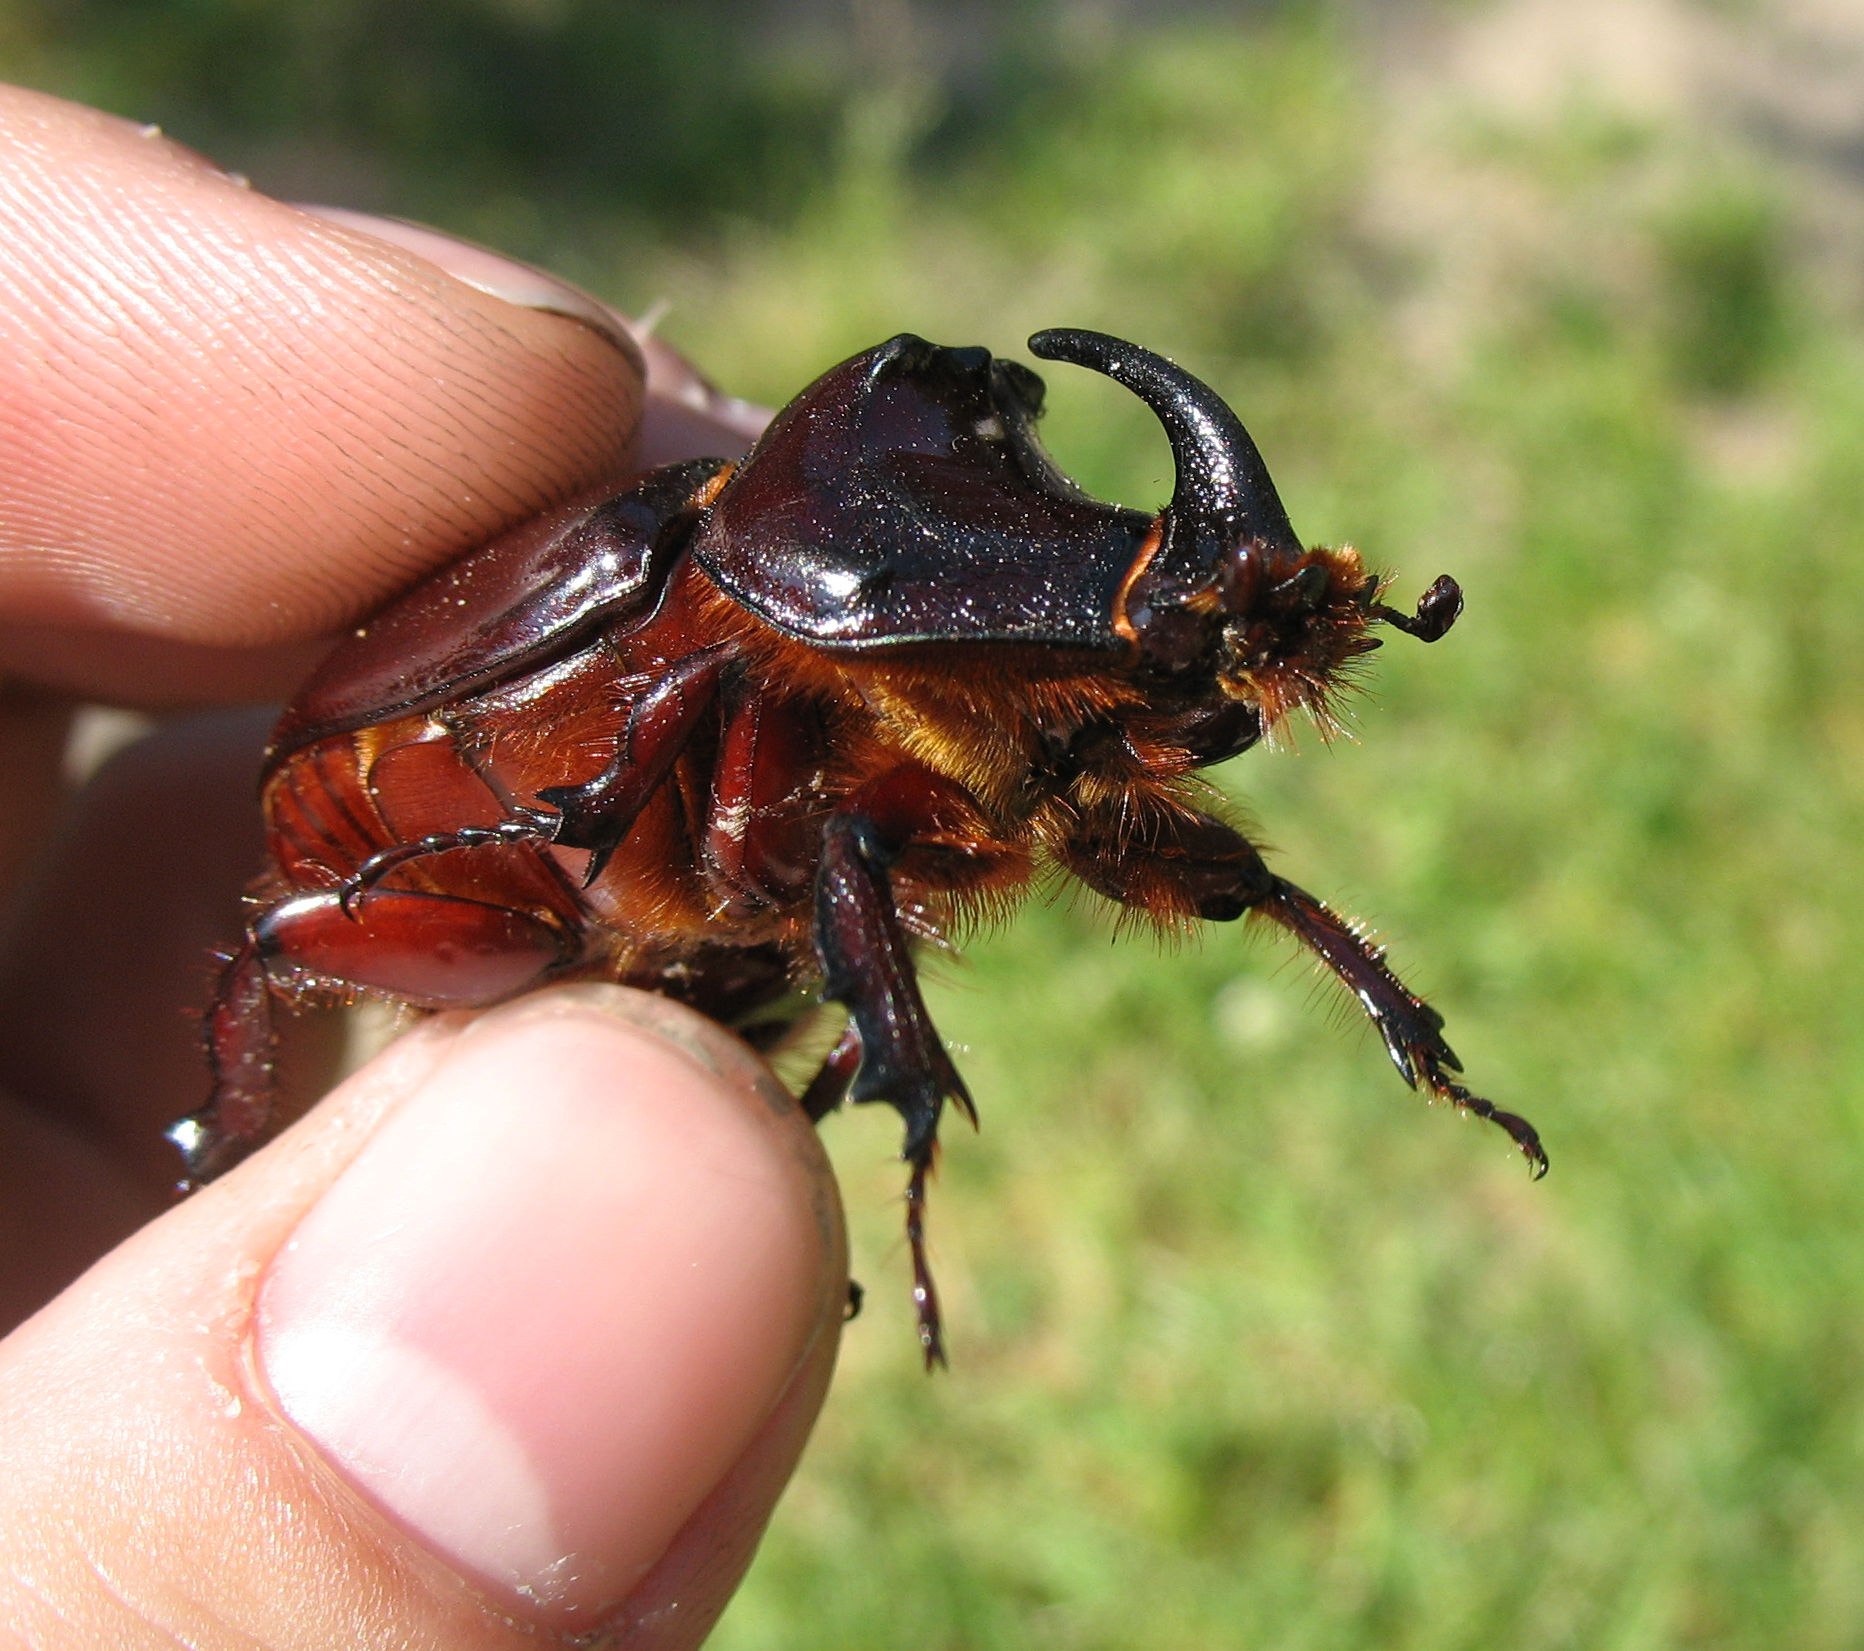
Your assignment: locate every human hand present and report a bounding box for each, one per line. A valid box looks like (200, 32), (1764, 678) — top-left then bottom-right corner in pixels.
(0, 85), (845, 1649)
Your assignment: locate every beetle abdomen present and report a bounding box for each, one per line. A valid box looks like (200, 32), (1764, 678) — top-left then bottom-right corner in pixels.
(265, 717), (584, 927)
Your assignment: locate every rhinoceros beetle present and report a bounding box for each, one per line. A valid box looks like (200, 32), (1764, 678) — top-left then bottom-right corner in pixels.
(173, 328), (1544, 1366)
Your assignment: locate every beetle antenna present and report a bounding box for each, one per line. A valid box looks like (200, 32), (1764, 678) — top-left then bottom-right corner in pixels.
(1373, 573), (1464, 643)
(1028, 329), (1302, 560)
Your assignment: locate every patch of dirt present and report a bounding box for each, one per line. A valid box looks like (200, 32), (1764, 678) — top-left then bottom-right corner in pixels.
(1349, 0), (1864, 371)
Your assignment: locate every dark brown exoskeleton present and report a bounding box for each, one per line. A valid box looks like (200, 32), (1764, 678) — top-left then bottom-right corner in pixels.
(174, 329), (1544, 1366)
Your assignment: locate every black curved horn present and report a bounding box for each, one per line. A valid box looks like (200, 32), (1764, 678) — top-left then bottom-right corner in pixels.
(1028, 329), (1302, 559)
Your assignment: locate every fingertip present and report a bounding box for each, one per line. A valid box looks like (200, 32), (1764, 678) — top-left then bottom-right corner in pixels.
(290, 205), (646, 376)
(256, 985), (845, 1624)
(0, 984), (845, 1646)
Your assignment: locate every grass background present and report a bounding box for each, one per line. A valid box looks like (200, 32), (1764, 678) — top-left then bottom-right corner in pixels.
(9, 1), (1864, 1644)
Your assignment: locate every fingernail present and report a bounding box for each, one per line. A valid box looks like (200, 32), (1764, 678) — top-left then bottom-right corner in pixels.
(292, 205), (644, 371)
(629, 325), (772, 445)
(255, 992), (835, 1619)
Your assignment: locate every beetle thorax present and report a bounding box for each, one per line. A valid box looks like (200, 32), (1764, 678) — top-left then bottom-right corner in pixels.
(840, 652), (1147, 815)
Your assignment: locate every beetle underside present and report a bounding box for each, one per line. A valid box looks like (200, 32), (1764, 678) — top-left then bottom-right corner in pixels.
(174, 330), (1543, 1367)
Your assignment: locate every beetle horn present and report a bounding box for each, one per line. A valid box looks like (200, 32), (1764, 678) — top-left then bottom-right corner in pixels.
(1027, 329), (1302, 563)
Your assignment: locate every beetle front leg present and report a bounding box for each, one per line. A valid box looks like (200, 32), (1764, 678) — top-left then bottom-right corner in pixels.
(1062, 804), (1546, 1175)
(814, 787), (994, 1368)
(1260, 884), (1545, 1174)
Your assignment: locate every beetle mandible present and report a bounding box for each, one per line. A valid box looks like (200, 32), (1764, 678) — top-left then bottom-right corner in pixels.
(172, 328), (1545, 1367)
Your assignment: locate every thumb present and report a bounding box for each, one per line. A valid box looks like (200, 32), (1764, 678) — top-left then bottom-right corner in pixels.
(0, 986), (846, 1649)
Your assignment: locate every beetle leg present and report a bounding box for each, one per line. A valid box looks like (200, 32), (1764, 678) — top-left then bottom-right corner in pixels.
(336, 646), (731, 910)
(700, 690), (832, 914)
(797, 1025), (870, 1328)
(167, 938), (278, 1187)
(1061, 804), (1546, 1175)
(339, 816), (556, 915)
(1260, 883), (1544, 1173)
(169, 887), (581, 1187)
(799, 1021), (862, 1123)
(816, 805), (978, 1368)
(536, 645), (731, 882)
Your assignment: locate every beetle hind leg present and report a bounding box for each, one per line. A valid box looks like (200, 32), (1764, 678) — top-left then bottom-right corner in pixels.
(172, 886), (582, 1188)
(167, 936), (278, 1188)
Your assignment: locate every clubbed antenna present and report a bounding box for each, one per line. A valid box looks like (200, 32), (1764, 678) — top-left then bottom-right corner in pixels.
(1375, 574), (1464, 643)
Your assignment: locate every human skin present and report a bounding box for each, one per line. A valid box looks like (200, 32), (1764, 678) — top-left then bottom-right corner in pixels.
(0, 85), (845, 1650)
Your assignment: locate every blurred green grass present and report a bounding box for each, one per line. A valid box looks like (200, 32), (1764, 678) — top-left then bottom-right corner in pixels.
(12, 3), (1864, 1644)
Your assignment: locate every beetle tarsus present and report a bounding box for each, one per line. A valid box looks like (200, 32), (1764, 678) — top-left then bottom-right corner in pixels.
(907, 1153), (947, 1369)
(1409, 1059), (1549, 1179)
(799, 1019), (946, 1352)
(338, 815), (557, 917)
(1253, 874), (1543, 1170)
(174, 938), (279, 1185)
(163, 1109), (248, 1189)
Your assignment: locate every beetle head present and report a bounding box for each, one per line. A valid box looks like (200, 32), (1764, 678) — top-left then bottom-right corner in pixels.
(1029, 330), (1461, 734)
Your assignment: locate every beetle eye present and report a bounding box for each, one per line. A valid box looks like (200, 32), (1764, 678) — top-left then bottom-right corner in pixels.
(1274, 562), (1329, 610)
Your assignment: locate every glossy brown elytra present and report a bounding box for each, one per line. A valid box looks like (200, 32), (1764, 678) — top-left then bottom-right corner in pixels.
(175, 330), (1544, 1366)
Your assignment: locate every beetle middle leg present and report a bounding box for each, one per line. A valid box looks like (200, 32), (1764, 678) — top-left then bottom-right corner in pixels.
(534, 645), (731, 880)
(810, 767), (1023, 1367)
(1061, 801), (1546, 1174)
(814, 812), (969, 1367)
(338, 646), (731, 910)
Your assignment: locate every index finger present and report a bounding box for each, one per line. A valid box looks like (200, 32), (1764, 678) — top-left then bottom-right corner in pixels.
(0, 86), (652, 700)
